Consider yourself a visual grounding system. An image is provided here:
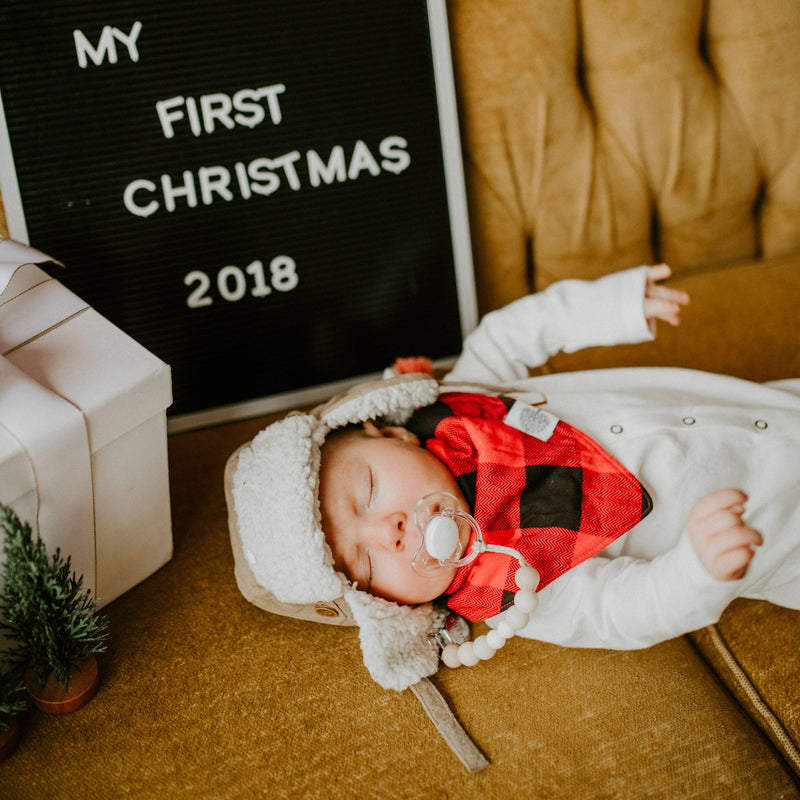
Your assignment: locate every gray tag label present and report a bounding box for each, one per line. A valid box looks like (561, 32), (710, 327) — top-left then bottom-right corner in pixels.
(505, 400), (559, 442)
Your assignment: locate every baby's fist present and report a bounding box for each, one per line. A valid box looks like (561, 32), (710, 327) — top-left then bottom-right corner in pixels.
(687, 489), (763, 581)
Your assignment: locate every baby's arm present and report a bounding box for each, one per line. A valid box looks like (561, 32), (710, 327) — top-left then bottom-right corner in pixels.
(492, 492), (759, 649)
(448, 265), (688, 385)
(491, 521), (745, 650)
(687, 488), (763, 581)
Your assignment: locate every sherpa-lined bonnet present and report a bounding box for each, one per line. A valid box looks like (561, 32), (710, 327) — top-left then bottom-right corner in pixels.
(229, 373), (445, 691)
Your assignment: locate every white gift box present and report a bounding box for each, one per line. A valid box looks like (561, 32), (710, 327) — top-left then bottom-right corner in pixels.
(0, 238), (173, 607)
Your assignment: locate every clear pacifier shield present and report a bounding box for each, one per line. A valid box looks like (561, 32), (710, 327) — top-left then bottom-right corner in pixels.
(411, 492), (484, 576)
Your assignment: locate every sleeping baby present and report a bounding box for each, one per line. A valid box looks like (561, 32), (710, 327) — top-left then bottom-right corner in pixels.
(230, 265), (800, 691)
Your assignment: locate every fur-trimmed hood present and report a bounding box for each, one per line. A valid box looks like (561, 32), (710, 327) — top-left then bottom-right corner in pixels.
(229, 373), (444, 690)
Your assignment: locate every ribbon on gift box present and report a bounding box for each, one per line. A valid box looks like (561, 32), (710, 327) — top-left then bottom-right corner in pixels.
(0, 238), (98, 597)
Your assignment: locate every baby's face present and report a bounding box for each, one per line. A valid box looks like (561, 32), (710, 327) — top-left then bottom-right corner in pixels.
(319, 421), (469, 605)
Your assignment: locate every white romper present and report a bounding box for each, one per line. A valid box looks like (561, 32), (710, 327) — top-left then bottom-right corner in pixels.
(446, 267), (800, 648)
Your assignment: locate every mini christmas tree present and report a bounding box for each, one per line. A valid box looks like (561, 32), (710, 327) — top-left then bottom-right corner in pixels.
(0, 667), (25, 732)
(0, 503), (109, 692)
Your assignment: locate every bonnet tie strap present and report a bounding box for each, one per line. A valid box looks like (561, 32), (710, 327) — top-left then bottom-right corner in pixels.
(409, 677), (489, 772)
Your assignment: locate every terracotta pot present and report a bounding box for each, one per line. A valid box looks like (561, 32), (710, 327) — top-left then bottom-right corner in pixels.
(25, 655), (99, 714)
(0, 715), (21, 762)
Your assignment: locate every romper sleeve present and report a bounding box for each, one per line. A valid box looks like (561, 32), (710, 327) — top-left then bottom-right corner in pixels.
(446, 266), (655, 385)
(490, 531), (745, 650)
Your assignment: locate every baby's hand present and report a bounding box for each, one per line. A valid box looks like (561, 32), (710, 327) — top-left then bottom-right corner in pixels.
(686, 489), (763, 581)
(644, 264), (690, 327)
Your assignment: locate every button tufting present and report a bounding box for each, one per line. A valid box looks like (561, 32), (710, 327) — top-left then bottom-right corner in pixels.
(314, 604), (340, 618)
(682, 417), (696, 425)
(610, 424), (623, 434)
(754, 419), (768, 430)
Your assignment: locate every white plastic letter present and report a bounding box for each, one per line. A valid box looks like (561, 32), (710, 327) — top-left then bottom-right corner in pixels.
(348, 141), (381, 179)
(269, 152), (302, 190)
(112, 21), (142, 62)
(233, 89), (266, 129)
(234, 162), (252, 199)
(307, 147), (346, 187)
(200, 93), (235, 134)
(198, 166), (233, 205)
(155, 96), (185, 139)
(379, 136), (411, 175)
(74, 27), (117, 68)
(258, 84), (286, 125)
(123, 179), (159, 218)
(161, 171), (198, 212)
(185, 97), (202, 137)
(248, 159), (281, 197)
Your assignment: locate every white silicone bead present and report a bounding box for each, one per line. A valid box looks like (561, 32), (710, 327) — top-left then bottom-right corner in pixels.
(486, 629), (506, 650)
(514, 564), (540, 592)
(472, 635), (497, 661)
(496, 620), (515, 639)
(457, 642), (480, 667)
(505, 607), (530, 631)
(441, 643), (462, 669)
(514, 589), (539, 615)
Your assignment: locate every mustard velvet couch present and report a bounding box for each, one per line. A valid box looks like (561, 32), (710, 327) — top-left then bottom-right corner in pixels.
(447, 0), (800, 791)
(2, 2), (799, 798)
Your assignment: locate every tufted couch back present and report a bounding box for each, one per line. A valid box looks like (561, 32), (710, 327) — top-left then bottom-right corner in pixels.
(1, 1), (797, 382)
(449, 0), (800, 318)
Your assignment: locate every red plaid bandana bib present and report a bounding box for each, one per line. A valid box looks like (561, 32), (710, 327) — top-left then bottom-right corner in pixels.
(406, 392), (652, 622)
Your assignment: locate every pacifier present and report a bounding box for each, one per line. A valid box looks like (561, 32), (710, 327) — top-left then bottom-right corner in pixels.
(412, 492), (543, 670)
(411, 492), (483, 577)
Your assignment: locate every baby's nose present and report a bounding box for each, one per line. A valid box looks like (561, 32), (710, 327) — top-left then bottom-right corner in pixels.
(375, 513), (408, 551)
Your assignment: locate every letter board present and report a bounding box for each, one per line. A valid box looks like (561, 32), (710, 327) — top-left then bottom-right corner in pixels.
(0, 0), (475, 430)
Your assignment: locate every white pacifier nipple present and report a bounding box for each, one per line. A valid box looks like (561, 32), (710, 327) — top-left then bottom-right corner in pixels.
(424, 515), (460, 561)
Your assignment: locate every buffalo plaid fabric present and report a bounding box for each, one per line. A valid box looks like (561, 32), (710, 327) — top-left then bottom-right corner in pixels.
(406, 393), (652, 622)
